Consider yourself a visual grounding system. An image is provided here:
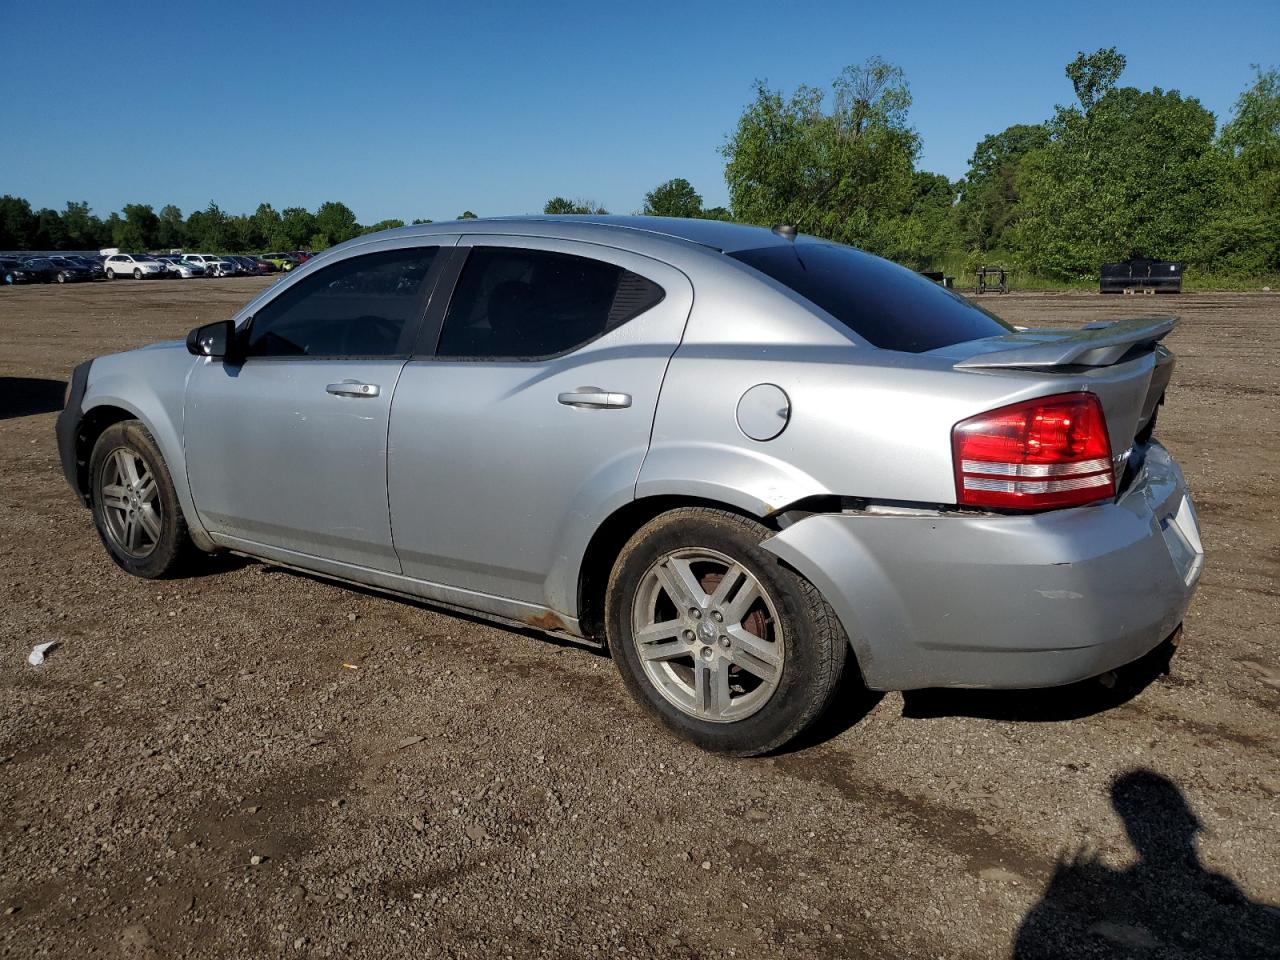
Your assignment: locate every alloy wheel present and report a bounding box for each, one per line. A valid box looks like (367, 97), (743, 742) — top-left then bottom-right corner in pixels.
(99, 448), (162, 558)
(631, 548), (785, 723)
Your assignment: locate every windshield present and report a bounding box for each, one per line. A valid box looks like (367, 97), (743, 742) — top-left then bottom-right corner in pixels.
(730, 242), (1012, 354)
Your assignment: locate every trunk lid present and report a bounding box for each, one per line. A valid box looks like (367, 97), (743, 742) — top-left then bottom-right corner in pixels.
(932, 316), (1178, 483)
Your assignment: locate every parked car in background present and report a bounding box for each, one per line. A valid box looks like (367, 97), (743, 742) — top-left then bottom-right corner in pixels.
(261, 253), (300, 272)
(231, 255), (272, 275)
(37, 256), (95, 283)
(182, 254), (238, 277)
(1, 257), (41, 284)
(157, 256), (206, 279)
(104, 253), (167, 280)
(52, 255), (106, 280)
(54, 217), (1204, 756)
(14, 258), (63, 283)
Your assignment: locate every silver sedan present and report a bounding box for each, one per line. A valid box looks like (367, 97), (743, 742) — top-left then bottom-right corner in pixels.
(56, 217), (1203, 754)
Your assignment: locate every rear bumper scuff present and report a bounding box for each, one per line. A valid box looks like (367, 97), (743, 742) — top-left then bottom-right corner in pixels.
(761, 442), (1203, 690)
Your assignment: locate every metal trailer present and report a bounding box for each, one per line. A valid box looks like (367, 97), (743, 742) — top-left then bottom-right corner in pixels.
(1100, 258), (1183, 294)
(976, 266), (1008, 294)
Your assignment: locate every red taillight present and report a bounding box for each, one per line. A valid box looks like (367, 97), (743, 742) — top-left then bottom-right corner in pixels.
(952, 392), (1114, 510)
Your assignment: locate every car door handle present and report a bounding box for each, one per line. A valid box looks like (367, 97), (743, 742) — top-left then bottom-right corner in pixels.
(326, 381), (380, 398)
(557, 387), (632, 409)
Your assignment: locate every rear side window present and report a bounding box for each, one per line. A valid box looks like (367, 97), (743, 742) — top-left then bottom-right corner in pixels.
(436, 247), (665, 359)
(730, 243), (1012, 353)
(246, 247), (437, 358)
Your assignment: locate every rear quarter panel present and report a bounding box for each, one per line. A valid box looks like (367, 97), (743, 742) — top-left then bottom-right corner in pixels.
(641, 260), (1162, 510)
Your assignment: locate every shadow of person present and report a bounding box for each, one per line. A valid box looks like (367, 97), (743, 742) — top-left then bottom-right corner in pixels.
(1013, 770), (1280, 958)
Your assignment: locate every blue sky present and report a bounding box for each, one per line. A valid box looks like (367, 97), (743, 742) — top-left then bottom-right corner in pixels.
(2, 1), (1276, 224)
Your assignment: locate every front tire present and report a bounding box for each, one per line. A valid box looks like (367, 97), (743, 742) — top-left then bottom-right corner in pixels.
(89, 421), (196, 578)
(606, 507), (848, 756)
(133, 268), (143, 280)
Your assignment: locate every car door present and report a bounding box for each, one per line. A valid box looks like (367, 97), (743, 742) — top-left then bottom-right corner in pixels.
(184, 242), (452, 571)
(387, 236), (693, 613)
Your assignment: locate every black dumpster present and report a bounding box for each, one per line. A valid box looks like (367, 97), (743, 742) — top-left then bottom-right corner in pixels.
(1100, 258), (1183, 293)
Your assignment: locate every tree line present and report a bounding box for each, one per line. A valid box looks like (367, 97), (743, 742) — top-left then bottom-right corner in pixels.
(3, 48), (1276, 281)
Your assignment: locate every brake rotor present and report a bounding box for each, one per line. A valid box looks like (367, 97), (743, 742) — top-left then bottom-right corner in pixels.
(699, 571), (770, 639)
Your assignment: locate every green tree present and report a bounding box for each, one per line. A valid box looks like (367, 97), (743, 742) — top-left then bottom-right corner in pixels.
(955, 123), (1048, 252)
(314, 201), (360, 245)
(228, 214), (261, 251)
(699, 206), (732, 222)
(456, 210), (478, 220)
(723, 58), (919, 252)
(0, 195), (37, 249)
(880, 171), (960, 269)
(1066, 47), (1126, 112)
(156, 204), (186, 250)
(185, 202), (232, 251)
(543, 197), (608, 215)
(1209, 66), (1280, 272)
(1014, 52), (1227, 278)
(361, 219), (406, 234)
(118, 203), (160, 250)
(61, 201), (105, 249)
(642, 178), (702, 218)
(34, 208), (68, 250)
(279, 207), (317, 249)
(411, 218), (434, 225)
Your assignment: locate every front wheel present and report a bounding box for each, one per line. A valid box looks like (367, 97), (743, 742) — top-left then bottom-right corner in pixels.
(57, 272), (67, 283)
(89, 421), (196, 578)
(133, 268), (143, 280)
(606, 508), (848, 756)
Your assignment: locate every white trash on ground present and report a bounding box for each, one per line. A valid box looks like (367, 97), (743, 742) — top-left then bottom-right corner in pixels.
(27, 642), (58, 666)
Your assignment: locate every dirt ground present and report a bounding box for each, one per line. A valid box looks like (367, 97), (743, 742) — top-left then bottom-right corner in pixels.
(1, 279), (1277, 959)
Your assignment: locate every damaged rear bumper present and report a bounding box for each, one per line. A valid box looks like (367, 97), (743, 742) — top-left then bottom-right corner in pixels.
(761, 442), (1204, 691)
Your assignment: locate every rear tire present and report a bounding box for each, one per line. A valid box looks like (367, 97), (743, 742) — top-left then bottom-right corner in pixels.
(606, 507), (848, 756)
(105, 268), (115, 280)
(89, 421), (197, 578)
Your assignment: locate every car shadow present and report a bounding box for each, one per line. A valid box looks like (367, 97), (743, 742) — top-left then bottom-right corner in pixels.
(900, 637), (1178, 723)
(771, 660), (885, 755)
(1011, 769), (1280, 958)
(0, 377), (66, 420)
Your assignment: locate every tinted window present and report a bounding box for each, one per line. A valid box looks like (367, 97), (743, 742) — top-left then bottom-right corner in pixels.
(730, 243), (1012, 353)
(246, 247), (437, 358)
(436, 247), (664, 358)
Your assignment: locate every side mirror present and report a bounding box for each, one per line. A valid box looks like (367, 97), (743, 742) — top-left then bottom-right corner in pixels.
(186, 319), (236, 359)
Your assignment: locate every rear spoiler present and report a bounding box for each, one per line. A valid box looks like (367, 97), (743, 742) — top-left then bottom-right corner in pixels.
(954, 316), (1177, 369)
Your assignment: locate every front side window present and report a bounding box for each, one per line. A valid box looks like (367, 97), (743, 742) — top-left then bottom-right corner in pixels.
(730, 242), (1013, 354)
(436, 247), (664, 359)
(245, 247), (438, 358)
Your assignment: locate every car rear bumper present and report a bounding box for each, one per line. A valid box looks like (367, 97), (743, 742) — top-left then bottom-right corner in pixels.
(761, 442), (1204, 691)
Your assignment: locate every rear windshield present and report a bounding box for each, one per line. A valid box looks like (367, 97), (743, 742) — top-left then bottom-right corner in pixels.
(730, 243), (1012, 353)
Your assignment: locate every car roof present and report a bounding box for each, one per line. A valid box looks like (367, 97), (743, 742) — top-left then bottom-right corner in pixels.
(356, 215), (795, 256)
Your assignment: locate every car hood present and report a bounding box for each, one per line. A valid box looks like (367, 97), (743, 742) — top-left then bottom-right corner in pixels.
(133, 339), (186, 353)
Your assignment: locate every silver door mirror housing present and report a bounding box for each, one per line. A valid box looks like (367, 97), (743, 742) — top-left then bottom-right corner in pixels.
(186, 319), (236, 359)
